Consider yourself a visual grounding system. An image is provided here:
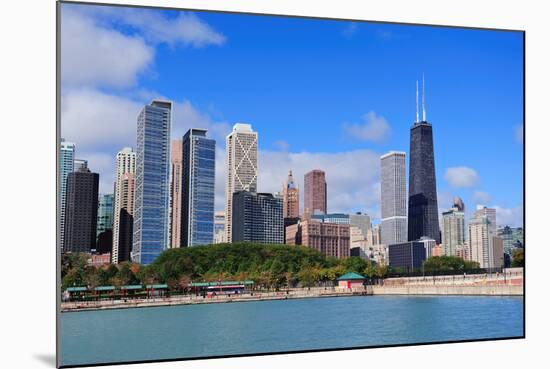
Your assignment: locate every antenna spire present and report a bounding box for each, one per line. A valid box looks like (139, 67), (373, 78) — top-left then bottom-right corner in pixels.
(422, 74), (426, 122)
(416, 80), (419, 123)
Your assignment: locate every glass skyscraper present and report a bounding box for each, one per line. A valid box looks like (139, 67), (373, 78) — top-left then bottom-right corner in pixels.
(97, 193), (114, 236)
(407, 81), (440, 243)
(232, 191), (284, 244)
(132, 100), (172, 265)
(180, 128), (216, 247)
(60, 138), (75, 252)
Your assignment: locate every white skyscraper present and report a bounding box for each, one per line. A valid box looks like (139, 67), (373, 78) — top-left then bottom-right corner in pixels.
(380, 151), (408, 245)
(442, 202), (465, 256)
(60, 139), (75, 252)
(469, 215), (495, 269)
(112, 147), (136, 264)
(225, 123), (258, 242)
(475, 206), (497, 234)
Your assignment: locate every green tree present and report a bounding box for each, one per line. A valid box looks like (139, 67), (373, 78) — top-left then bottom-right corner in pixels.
(511, 249), (524, 267)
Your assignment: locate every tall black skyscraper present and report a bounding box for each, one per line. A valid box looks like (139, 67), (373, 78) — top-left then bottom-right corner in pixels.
(64, 167), (100, 252)
(408, 78), (440, 243)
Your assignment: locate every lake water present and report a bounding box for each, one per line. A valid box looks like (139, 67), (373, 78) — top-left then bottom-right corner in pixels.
(60, 295), (523, 366)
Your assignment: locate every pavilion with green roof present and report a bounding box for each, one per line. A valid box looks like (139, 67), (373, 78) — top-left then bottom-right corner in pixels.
(337, 272), (366, 289)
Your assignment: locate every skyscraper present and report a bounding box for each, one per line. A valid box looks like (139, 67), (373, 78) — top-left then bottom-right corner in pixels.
(408, 78), (440, 243)
(304, 169), (327, 215)
(180, 128), (216, 247)
(112, 147), (136, 264)
(442, 201), (465, 256)
(225, 123), (258, 242)
(286, 220), (350, 259)
(117, 173), (135, 263)
(96, 193), (114, 236)
(282, 170), (300, 218)
(132, 100), (172, 265)
(64, 167), (99, 253)
(60, 139), (75, 252)
(380, 151), (408, 245)
(474, 206), (497, 234)
(469, 215), (495, 269)
(232, 191), (283, 244)
(170, 139), (183, 248)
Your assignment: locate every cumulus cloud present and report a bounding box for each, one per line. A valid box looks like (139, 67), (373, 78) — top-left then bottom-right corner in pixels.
(172, 100), (230, 144)
(445, 166), (479, 188)
(473, 190), (492, 204)
(61, 8), (154, 89)
(61, 88), (143, 151)
(494, 205), (523, 228)
(342, 111), (391, 142)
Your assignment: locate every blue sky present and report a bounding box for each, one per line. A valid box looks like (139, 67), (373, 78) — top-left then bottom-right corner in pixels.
(60, 3), (524, 226)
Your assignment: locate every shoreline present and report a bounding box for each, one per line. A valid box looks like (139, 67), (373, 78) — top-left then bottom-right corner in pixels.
(61, 284), (523, 312)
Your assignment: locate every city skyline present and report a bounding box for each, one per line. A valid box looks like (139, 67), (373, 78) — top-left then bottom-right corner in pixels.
(60, 4), (523, 228)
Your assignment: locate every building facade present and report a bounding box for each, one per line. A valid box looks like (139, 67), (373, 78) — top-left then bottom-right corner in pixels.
(388, 241), (426, 271)
(311, 212), (349, 224)
(213, 211), (226, 244)
(225, 123), (258, 242)
(418, 237), (436, 259)
(380, 151), (408, 246)
(475, 206), (497, 234)
(132, 100), (172, 265)
(96, 193), (114, 236)
(498, 226), (524, 256)
(180, 128), (216, 247)
(442, 204), (465, 256)
(304, 169), (327, 215)
(170, 139), (183, 248)
(112, 147), (136, 264)
(407, 82), (440, 243)
(286, 219), (350, 259)
(469, 215), (495, 269)
(493, 236), (504, 268)
(232, 191), (283, 244)
(60, 139), (75, 252)
(64, 167), (99, 253)
(116, 173), (135, 263)
(73, 159), (88, 171)
(282, 170), (300, 218)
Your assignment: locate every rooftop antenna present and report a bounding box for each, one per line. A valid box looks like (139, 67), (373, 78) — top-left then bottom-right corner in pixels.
(415, 80), (419, 123)
(422, 74), (426, 122)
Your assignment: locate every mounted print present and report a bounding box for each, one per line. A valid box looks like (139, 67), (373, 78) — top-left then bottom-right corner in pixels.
(57, 1), (525, 367)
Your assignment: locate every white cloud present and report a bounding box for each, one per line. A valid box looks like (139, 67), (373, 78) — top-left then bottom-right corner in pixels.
(342, 111), (391, 142)
(473, 190), (492, 204)
(515, 124), (524, 144)
(80, 152), (116, 194)
(61, 8), (154, 89)
(272, 140), (290, 152)
(61, 88), (143, 151)
(445, 166), (479, 188)
(494, 205), (523, 228)
(172, 100), (230, 144)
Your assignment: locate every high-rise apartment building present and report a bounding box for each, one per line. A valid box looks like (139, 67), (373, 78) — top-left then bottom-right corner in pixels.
(132, 100), (172, 265)
(408, 79), (440, 243)
(304, 170), (327, 215)
(112, 147), (136, 264)
(170, 139), (183, 248)
(469, 215), (495, 269)
(117, 173), (135, 263)
(225, 123), (258, 242)
(474, 206), (497, 234)
(232, 191), (283, 244)
(380, 151), (408, 245)
(180, 128), (216, 247)
(350, 212), (372, 236)
(60, 139), (75, 252)
(282, 170), (300, 218)
(64, 167), (99, 253)
(286, 220), (350, 259)
(442, 201), (465, 256)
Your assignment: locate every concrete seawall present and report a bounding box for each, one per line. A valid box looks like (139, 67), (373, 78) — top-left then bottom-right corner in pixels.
(372, 284), (523, 296)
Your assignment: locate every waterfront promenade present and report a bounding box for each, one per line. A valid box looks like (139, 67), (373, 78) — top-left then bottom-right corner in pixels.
(61, 269), (523, 312)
